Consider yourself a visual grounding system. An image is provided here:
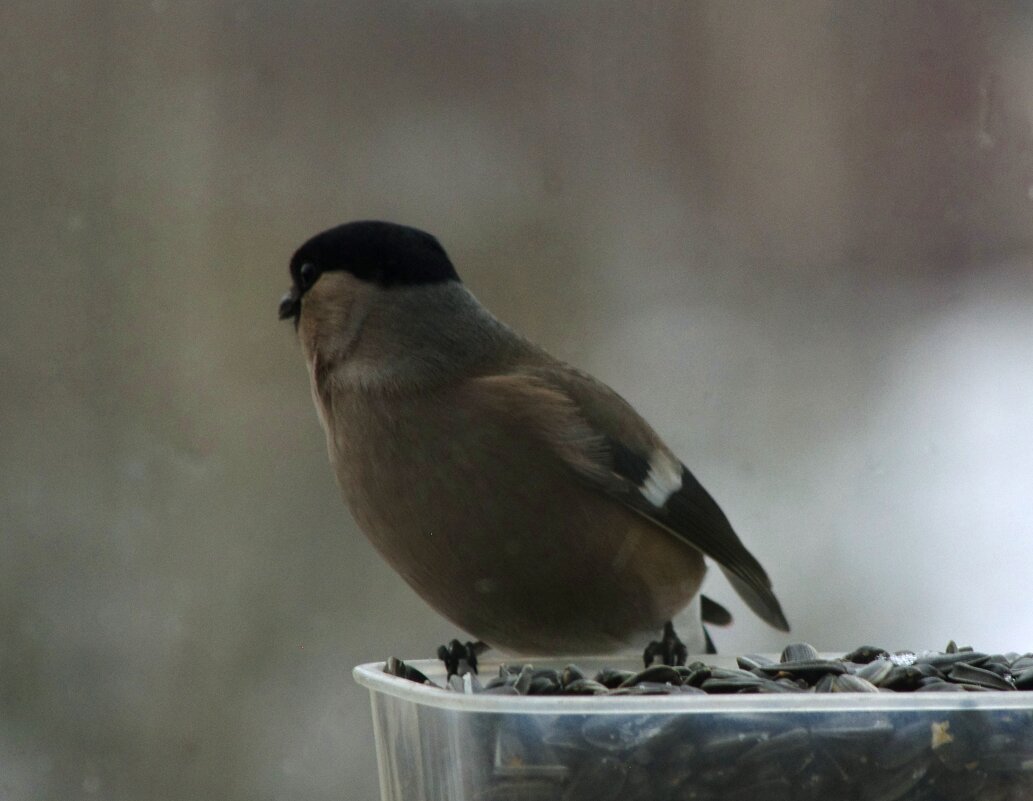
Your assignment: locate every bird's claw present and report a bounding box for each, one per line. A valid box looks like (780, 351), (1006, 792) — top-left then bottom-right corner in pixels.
(437, 639), (488, 678)
(643, 621), (688, 667)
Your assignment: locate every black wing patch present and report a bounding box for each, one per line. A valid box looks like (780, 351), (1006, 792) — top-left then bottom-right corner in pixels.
(660, 465), (789, 631)
(606, 437), (651, 487)
(602, 440), (790, 632)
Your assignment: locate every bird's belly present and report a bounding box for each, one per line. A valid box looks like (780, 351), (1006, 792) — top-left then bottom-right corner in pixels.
(332, 401), (705, 654)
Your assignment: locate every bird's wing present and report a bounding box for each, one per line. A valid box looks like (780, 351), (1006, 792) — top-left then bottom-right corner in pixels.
(469, 365), (789, 632)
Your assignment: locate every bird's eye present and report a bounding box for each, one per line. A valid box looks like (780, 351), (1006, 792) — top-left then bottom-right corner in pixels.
(299, 262), (318, 290)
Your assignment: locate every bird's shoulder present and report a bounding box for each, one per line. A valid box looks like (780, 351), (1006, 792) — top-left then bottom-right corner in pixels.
(459, 358), (675, 491)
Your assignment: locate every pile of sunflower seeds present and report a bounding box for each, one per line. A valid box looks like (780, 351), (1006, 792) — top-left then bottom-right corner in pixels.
(384, 643), (1033, 800)
(387, 641), (1033, 696)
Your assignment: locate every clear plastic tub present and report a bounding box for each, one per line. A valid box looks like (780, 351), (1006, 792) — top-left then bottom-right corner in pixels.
(354, 656), (1033, 801)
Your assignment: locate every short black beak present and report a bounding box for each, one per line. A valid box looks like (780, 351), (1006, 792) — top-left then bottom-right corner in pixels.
(279, 287), (301, 323)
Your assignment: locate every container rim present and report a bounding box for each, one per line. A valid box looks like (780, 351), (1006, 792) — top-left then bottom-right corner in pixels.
(353, 658), (1033, 715)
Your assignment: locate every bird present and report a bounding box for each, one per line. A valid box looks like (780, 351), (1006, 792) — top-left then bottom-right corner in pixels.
(279, 220), (789, 669)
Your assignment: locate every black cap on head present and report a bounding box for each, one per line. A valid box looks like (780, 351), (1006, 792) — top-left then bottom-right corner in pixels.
(279, 221), (460, 323)
(290, 220), (459, 289)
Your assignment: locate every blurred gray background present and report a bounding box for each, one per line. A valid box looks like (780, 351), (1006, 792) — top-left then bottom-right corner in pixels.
(3, 1), (1033, 799)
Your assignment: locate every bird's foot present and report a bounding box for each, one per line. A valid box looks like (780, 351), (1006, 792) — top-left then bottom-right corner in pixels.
(643, 621), (688, 667)
(437, 639), (489, 678)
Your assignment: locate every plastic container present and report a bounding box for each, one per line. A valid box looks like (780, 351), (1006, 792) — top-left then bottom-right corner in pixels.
(354, 656), (1033, 801)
